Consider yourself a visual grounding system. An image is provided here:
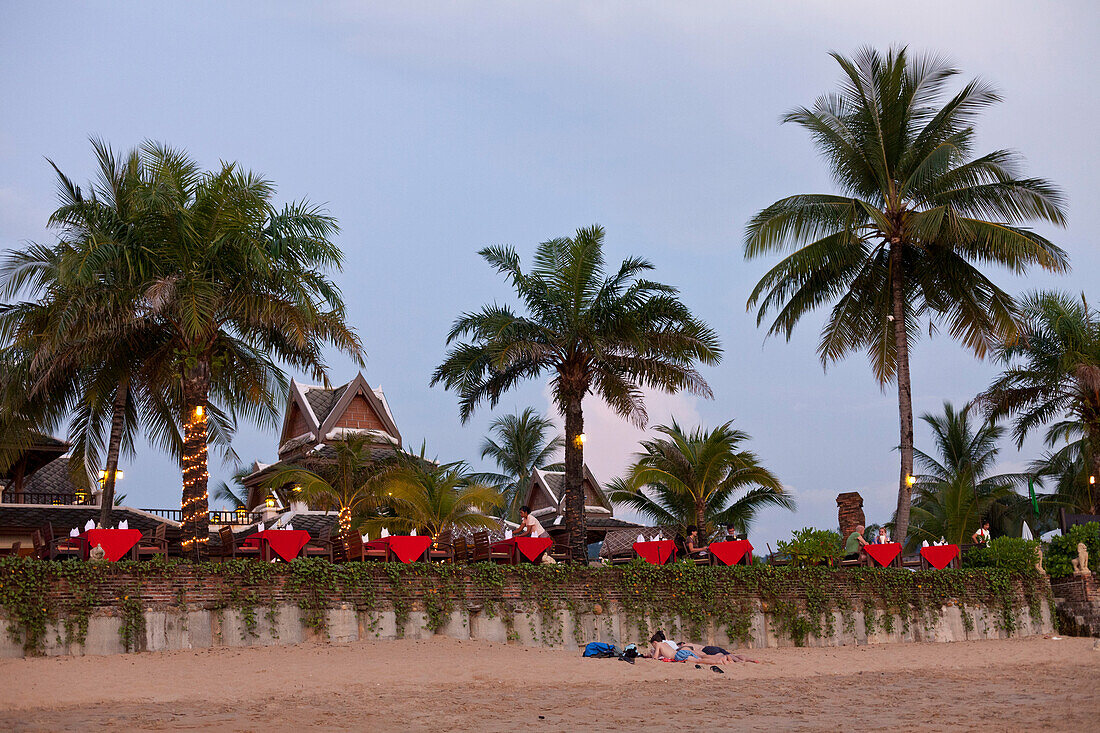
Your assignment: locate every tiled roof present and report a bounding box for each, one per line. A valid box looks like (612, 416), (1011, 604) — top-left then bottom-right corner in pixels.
(543, 472), (564, 499)
(8, 456), (88, 496)
(304, 383), (348, 425)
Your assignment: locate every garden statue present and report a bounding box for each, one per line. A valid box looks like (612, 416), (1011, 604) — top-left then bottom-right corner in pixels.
(1035, 544), (1045, 575)
(1071, 542), (1090, 576)
(88, 544), (106, 561)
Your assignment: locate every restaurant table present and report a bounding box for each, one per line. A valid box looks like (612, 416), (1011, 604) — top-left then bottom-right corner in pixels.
(245, 530), (311, 561)
(491, 536), (553, 564)
(633, 539), (677, 565)
(364, 535), (433, 563)
(920, 544), (960, 570)
(708, 539), (753, 566)
(864, 542), (902, 568)
(81, 528), (143, 562)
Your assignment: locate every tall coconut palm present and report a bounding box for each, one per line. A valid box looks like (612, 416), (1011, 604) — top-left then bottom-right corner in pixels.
(744, 47), (1068, 544)
(1027, 420), (1096, 518)
(365, 448), (503, 538)
(432, 225), (721, 559)
(262, 434), (397, 540)
(0, 140), (185, 526)
(131, 142), (363, 557)
(906, 402), (1022, 549)
(982, 291), (1100, 514)
(475, 407), (564, 521)
(610, 420), (791, 539)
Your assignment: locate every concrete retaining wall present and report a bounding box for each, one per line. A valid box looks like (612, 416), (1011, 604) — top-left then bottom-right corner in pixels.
(0, 599), (1054, 658)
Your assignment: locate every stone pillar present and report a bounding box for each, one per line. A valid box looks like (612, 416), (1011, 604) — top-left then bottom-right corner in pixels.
(837, 492), (865, 540)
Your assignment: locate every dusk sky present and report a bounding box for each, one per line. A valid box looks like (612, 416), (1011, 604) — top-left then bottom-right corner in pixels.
(2, 2), (1097, 549)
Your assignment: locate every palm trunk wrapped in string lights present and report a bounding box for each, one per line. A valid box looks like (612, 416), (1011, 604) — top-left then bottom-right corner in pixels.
(180, 403), (210, 560)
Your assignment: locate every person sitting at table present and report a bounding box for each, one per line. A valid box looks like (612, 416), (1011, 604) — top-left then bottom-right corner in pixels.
(971, 519), (991, 545)
(844, 525), (869, 563)
(685, 525), (708, 558)
(515, 506), (549, 539)
(876, 527), (891, 544)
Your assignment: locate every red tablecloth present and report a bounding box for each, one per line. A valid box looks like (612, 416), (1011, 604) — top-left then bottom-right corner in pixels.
(920, 544), (960, 569)
(492, 536), (553, 563)
(864, 542), (902, 567)
(709, 540), (753, 566)
(82, 528), (143, 562)
(633, 539), (677, 565)
(365, 535), (432, 563)
(246, 530), (311, 561)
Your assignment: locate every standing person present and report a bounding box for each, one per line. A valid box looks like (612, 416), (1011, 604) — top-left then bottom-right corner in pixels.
(844, 525), (869, 563)
(971, 520), (991, 545)
(516, 506), (548, 538)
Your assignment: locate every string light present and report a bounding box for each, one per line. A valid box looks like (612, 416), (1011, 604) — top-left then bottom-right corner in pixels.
(180, 403), (210, 554)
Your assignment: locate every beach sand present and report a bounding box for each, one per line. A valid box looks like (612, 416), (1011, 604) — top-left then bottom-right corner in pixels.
(1, 636), (1097, 731)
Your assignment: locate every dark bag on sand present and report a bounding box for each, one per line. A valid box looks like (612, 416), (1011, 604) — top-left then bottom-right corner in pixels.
(582, 642), (617, 658)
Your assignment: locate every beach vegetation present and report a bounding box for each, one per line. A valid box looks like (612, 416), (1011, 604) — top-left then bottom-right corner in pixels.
(1043, 522), (1100, 579)
(432, 225), (721, 560)
(744, 47), (1068, 546)
(774, 527), (843, 566)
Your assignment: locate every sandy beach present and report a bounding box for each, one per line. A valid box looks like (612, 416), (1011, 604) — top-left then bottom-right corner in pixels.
(1, 636), (1096, 731)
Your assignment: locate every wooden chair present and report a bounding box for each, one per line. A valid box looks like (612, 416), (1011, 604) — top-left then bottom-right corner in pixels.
(470, 531), (511, 563)
(38, 523), (87, 560)
(132, 523), (169, 561)
(453, 535), (469, 564)
(600, 529), (639, 565)
(341, 533), (388, 562)
(214, 526), (262, 561)
(428, 529), (454, 563)
(765, 543), (791, 567)
(301, 526), (334, 562)
(0, 541), (21, 557)
(548, 542), (572, 563)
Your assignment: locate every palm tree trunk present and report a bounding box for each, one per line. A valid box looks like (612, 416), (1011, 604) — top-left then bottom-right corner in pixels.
(181, 360), (211, 561)
(890, 242), (916, 544)
(563, 394), (587, 562)
(98, 382), (128, 528)
(1089, 438), (1100, 515)
(696, 504), (707, 541)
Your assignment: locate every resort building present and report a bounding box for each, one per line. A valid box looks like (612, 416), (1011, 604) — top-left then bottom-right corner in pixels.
(240, 372), (403, 512)
(521, 466), (639, 546)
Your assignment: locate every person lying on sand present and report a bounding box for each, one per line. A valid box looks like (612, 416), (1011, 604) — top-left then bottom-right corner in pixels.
(647, 632), (754, 664)
(677, 643), (753, 663)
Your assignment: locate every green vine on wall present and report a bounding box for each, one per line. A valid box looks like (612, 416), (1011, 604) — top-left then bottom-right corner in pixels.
(0, 556), (1051, 655)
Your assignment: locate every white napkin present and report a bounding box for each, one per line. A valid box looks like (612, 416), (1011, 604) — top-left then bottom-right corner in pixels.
(637, 534), (645, 543)
(380, 528), (389, 538)
(361, 534), (369, 543)
(410, 528), (416, 536)
(285, 523), (293, 531)
(656, 533), (663, 541)
(70, 528), (79, 537)
(505, 529), (513, 539)
(119, 520), (128, 530)
(256, 521), (264, 532)
(922, 540), (929, 548)
(84, 519), (95, 531)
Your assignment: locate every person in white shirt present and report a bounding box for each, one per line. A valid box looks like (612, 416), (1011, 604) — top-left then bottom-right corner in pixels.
(971, 520), (991, 545)
(516, 506), (548, 539)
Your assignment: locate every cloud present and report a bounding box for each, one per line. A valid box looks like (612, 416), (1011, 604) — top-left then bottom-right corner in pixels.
(542, 383), (702, 487)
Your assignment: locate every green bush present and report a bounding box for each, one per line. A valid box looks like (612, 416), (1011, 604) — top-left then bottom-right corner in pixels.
(776, 527), (843, 566)
(1044, 522), (1100, 579)
(963, 536), (1039, 574)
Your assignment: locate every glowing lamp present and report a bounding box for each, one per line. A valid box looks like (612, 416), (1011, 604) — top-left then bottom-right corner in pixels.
(906, 475), (916, 486)
(194, 405), (204, 419)
(1091, 475), (1097, 485)
(98, 469), (123, 482)
(574, 433), (586, 448)
(265, 497), (275, 508)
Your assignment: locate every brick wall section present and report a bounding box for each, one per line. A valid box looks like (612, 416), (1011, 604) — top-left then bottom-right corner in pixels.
(28, 566), (1044, 618)
(1050, 574), (1097, 604)
(333, 395), (385, 432)
(837, 492), (865, 540)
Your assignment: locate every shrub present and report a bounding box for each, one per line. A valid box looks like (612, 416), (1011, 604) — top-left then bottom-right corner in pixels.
(963, 536), (1039, 574)
(1044, 522), (1100, 579)
(775, 527), (842, 566)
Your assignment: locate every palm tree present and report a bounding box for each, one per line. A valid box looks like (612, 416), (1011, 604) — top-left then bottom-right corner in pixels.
(981, 291), (1100, 515)
(432, 225), (721, 559)
(1028, 421), (1096, 518)
(475, 407), (564, 521)
(743, 47), (1068, 544)
(906, 402), (1022, 549)
(131, 142), (363, 557)
(365, 448), (503, 537)
(262, 434), (396, 540)
(0, 140), (184, 527)
(610, 420), (792, 539)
